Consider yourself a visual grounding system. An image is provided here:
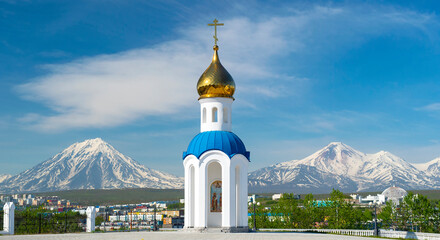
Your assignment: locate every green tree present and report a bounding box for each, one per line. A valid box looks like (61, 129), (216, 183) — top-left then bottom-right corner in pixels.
(434, 201), (440, 233)
(329, 189), (346, 201)
(255, 202), (272, 229)
(15, 208), (85, 234)
(252, 190), (440, 233)
(323, 189), (370, 229)
(379, 200), (399, 230)
(403, 192), (435, 232)
(304, 193), (315, 205)
(378, 201), (392, 227)
(166, 202), (184, 210)
(95, 215), (104, 227)
(300, 193), (320, 228)
(271, 193), (302, 228)
(326, 189), (345, 228)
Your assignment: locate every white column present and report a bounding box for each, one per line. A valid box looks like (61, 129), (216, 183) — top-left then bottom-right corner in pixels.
(221, 161), (231, 227)
(184, 163), (196, 228)
(240, 162), (248, 227)
(184, 164), (190, 228)
(86, 206), (96, 232)
(3, 202), (15, 235)
(194, 164), (206, 228)
(229, 165), (237, 227)
(190, 166), (195, 227)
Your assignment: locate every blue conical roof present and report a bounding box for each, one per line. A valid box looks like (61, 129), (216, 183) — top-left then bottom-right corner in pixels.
(183, 131), (250, 160)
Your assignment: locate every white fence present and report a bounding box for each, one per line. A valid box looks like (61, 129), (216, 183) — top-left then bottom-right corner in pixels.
(261, 229), (375, 237)
(380, 230), (440, 240)
(260, 228), (440, 239)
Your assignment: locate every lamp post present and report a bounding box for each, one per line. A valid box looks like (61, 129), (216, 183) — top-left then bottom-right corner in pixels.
(153, 203), (158, 231)
(104, 206), (107, 232)
(248, 197), (260, 232)
(370, 202), (379, 236)
(336, 205), (339, 229)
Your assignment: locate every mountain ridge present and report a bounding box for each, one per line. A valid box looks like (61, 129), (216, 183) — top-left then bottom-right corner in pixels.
(0, 138), (183, 193)
(249, 142), (439, 193)
(2, 139), (439, 194)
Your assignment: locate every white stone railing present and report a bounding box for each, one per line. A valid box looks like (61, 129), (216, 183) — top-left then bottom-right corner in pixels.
(0, 202), (15, 235)
(379, 229), (440, 240)
(260, 228), (440, 239)
(86, 206), (96, 233)
(260, 228), (375, 236)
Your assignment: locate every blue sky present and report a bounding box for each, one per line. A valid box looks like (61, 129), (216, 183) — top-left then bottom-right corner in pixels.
(1, 0), (440, 177)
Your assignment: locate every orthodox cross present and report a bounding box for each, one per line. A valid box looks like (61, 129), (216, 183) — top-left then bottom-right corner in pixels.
(208, 19), (224, 45)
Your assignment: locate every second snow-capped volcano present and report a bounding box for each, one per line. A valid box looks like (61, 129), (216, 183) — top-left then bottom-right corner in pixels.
(249, 142), (434, 193)
(0, 138), (183, 193)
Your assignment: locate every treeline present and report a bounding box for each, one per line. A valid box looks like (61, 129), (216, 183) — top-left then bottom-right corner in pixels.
(250, 189), (440, 233)
(379, 192), (440, 233)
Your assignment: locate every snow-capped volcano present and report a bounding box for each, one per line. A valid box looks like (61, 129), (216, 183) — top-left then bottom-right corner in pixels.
(281, 142), (366, 176)
(0, 138), (183, 193)
(248, 163), (359, 193)
(249, 142), (437, 193)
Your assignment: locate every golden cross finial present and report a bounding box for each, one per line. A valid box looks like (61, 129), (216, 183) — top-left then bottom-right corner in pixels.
(208, 19), (224, 46)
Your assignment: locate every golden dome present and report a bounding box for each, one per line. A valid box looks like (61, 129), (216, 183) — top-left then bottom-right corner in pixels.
(197, 45), (235, 100)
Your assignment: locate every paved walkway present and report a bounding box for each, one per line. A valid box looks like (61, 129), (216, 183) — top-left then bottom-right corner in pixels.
(1, 231), (378, 240)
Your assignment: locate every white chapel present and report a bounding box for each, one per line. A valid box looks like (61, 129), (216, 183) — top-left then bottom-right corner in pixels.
(182, 19), (250, 232)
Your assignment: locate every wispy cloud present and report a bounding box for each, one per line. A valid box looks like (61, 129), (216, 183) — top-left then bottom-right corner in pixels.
(17, 41), (204, 131)
(277, 110), (382, 134)
(418, 103), (440, 112)
(16, 4), (440, 131)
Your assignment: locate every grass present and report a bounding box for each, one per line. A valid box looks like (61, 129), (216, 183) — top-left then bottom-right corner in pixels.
(33, 188), (183, 205)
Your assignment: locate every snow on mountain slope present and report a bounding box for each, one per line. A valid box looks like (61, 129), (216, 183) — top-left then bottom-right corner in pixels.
(0, 174), (11, 184)
(413, 163), (429, 172)
(282, 142), (366, 176)
(249, 142), (438, 193)
(356, 151), (432, 191)
(249, 164), (358, 193)
(0, 138), (183, 193)
(413, 157), (440, 177)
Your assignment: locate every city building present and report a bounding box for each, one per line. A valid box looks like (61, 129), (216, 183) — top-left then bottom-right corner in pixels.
(382, 186), (408, 205)
(108, 213), (163, 222)
(350, 186), (408, 206)
(0, 194), (71, 208)
(272, 194), (282, 201)
(350, 194), (386, 205)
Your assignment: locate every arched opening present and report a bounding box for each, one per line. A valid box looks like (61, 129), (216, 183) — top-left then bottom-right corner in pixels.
(235, 166), (241, 227)
(207, 161), (222, 227)
(202, 108), (206, 123)
(212, 107), (218, 122)
(189, 165), (195, 227)
(223, 108), (228, 123)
